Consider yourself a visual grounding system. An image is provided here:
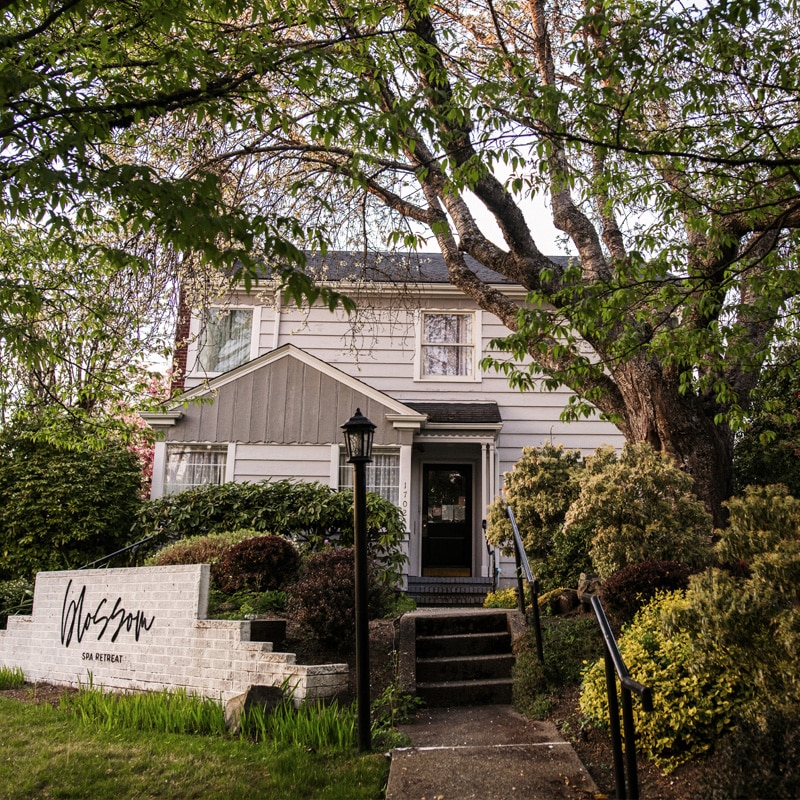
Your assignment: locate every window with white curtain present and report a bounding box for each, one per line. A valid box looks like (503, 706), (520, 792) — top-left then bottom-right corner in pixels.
(165, 445), (227, 494)
(195, 307), (253, 373)
(419, 312), (475, 378)
(338, 449), (400, 505)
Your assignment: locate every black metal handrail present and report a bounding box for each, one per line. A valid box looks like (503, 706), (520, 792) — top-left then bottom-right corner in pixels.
(506, 505), (544, 663)
(78, 533), (161, 570)
(590, 594), (654, 800)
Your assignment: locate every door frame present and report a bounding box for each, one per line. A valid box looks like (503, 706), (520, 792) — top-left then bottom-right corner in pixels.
(420, 461), (474, 577)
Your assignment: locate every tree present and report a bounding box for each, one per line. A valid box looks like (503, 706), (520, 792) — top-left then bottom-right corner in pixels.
(156, 0), (798, 524)
(1, 0), (354, 431)
(734, 345), (800, 496)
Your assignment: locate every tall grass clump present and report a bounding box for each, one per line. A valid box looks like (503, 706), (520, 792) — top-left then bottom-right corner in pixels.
(59, 685), (227, 736)
(240, 699), (357, 754)
(0, 666), (24, 689)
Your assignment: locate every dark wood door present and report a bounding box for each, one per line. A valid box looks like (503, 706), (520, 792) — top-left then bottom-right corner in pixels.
(421, 464), (472, 576)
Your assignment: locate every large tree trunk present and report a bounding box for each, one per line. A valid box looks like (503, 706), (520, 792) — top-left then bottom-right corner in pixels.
(612, 358), (734, 528)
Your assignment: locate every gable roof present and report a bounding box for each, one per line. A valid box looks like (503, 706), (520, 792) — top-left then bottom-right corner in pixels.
(142, 344), (427, 445)
(262, 251), (571, 286)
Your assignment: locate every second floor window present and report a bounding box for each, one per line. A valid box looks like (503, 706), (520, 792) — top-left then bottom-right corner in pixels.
(196, 308), (253, 373)
(420, 312), (475, 378)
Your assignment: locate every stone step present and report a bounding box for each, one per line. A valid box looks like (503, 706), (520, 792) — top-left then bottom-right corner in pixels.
(416, 653), (515, 683)
(415, 610), (509, 637)
(416, 631), (512, 659)
(416, 677), (514, 707)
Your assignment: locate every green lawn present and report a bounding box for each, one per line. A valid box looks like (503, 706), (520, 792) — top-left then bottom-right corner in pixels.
(0, 698), (389, 799)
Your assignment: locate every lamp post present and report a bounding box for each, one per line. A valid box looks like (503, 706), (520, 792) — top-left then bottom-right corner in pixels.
(341, 408), (375, 752)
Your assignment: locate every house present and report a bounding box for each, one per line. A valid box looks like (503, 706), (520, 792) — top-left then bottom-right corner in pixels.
(142, 252), (624, 598)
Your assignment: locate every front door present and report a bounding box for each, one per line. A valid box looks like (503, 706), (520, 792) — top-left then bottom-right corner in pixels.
(421, 464), (472, 577)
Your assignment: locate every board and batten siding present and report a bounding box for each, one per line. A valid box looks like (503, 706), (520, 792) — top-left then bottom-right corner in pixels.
(165, 354), (407, 448)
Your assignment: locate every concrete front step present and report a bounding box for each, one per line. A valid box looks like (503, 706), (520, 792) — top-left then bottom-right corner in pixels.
(416, 677), (514, 706)
(417, 652), (516, 683)
(416, 631), (512, 659)
(399, 610), (520, 707)
(415, 610), (509, 636)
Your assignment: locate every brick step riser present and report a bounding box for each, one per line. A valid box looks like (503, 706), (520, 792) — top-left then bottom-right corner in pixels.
(410, 598), (487, 608)
(416, 680), (513, 707)
(415, 613), (509, 637)
(416, 633), (511, 659)
(416, 655), (515, 683)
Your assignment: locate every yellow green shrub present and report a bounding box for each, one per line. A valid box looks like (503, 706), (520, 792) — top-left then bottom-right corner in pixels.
(483, 588), (519, 609)
(580, 591), (745, 772)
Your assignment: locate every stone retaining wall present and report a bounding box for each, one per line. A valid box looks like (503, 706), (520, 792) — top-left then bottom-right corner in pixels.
(0, 565), (348, 703)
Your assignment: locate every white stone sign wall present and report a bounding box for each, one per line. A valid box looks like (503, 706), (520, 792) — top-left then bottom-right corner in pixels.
(0, 565), (347, 703)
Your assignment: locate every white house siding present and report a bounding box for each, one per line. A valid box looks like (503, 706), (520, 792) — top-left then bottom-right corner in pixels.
(233, 444), (334, 485)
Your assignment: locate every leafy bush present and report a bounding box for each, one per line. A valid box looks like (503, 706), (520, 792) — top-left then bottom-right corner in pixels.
(580, 591), (745, 772)
(486, 444), (582, 556)
(704, 708), (800, 800)
(564, 443), (713, 578)
(136, 480), (406, 585)
(483, 588), (519, 609)
(513, 616), (603, 718)
(0, 578), (33, 627)
(287, 548), (394, 653)
(734, 344), (800, 498)
(674, 484), (800, 711)
(146, 529), (258, 567)
(601, 560), (694, 623)
(583, 484), (800, 773)
(208, 588), (288, 619)
(212, 535), (300, 594)
(486, 444), (588, 590)
(0, 418), (143, 579)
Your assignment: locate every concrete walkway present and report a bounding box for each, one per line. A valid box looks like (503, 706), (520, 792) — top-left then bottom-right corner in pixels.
(385, 705), (601, 800)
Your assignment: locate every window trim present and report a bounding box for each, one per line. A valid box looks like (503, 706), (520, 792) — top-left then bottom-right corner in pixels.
(163, 443), (229, 495)
(188, 305), (261, 376)
(414, 309), (481, 383)
(337, 447), (401, 506)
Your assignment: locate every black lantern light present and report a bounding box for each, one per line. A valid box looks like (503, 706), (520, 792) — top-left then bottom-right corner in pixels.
(341, 408), (376, 462)
(340, 407), (375, 752)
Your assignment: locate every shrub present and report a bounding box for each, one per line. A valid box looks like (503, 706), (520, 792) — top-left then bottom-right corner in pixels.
(601, 560), (694, 623)
(146, 529), (258, 567)
(582, 484), (800, 774)
(704, 707), (800, 800)
(135, 480), (406, 586)
(564, 443), (713, 578)
(485, 444), (587, 591)
(0, 418), (143, 579)
(212, 535), (300, 594)
(483, 588), (519, 609)
(0, 578), (34, 628)
(580, 591), (745, 772)
(486, 444), (582, 557)
(288, 548), (394, 652)
(513, 616), (602, 718)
